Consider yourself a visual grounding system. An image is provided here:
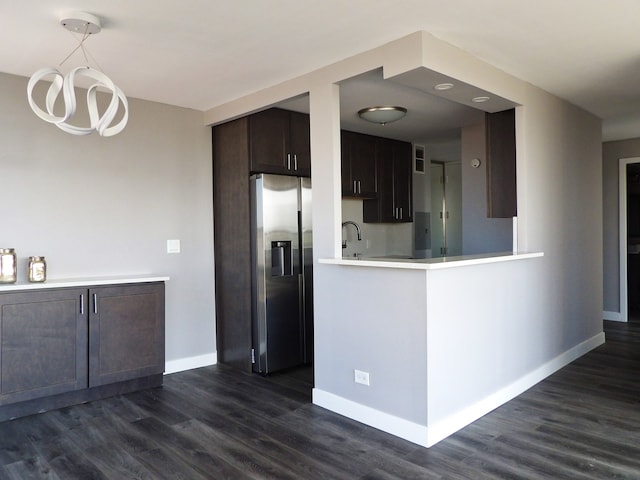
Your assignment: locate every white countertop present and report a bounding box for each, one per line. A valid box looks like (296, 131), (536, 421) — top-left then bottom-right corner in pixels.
(319, 252), (543, 270)
(0, 275), (170, 292)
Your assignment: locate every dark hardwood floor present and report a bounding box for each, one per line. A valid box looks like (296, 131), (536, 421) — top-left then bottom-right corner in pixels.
(1, 320), (639, 479)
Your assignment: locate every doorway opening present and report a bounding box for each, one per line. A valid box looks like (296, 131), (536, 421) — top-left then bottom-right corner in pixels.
(430, 160), (462, 257)
(619, 157), (640, 323)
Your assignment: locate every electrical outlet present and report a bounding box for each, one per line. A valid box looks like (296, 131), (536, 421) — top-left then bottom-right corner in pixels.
(354, 369), (370, 386)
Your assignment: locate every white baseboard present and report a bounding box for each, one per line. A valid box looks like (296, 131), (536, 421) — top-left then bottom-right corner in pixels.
(164, 352), (217, 375)
(313, 332), (605, 449)
(603, 310), (626, 322)
(312, 389), (429, 447)
(426, 331), (605, 446)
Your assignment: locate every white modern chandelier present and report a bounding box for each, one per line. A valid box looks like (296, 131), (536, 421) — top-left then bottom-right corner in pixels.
(27, 12), (128, 137)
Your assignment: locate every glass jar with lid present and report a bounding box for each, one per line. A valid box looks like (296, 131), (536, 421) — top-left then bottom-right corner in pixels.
(0, 248), (17, 283)
(28, 256), (46, 283)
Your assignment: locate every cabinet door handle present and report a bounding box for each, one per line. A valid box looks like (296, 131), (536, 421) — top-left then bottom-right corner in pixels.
(287, 153), (291, 170)
(357, 181), (361, 194)
(395, 207), (399, 219)
(353, 181), (357, 194)
(80, 294), (84, 315)
(293, 154), (298, 171)
(93, 293), (97, 314)
(400, 207), (403, 219)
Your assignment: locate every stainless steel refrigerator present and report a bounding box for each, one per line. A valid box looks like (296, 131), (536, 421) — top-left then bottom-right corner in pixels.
(250, 173), (313, 374)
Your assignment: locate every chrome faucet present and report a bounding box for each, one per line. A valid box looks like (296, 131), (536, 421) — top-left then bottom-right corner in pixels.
(342, 220), (362, 248)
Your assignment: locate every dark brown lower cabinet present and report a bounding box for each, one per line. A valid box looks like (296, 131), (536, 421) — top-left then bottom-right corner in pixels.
(89, 284), (165, 387)
(0, 282), (164, 420)
(0, 288), (87, 405)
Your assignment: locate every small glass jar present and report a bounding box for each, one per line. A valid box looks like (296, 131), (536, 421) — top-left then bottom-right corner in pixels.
(0, 248), (17, 283)
(28, 256), (46, 283)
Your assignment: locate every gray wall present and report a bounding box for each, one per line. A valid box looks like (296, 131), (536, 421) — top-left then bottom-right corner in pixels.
(602, 137), (640, 313)
(461, 121), (512, 254)
(0, 72), (215, 370)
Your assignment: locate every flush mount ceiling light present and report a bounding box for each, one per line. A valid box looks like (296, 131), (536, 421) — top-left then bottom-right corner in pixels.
(358, 106), (407, 126)
(472, 96), (491, 103)
(26, 12), (128, 137)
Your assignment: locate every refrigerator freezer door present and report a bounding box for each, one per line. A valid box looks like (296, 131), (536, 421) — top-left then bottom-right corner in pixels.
(251, 174), (303, 374)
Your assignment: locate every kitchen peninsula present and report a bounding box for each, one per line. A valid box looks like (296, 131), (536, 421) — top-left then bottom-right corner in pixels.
(314, 251), (587, 447)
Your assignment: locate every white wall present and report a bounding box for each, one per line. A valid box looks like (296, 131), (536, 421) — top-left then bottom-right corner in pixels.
(0, 72), (216, 372)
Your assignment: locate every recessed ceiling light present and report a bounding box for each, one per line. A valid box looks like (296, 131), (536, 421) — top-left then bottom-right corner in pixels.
(472, 96), (491, 103)
(434, 83), (454, 91)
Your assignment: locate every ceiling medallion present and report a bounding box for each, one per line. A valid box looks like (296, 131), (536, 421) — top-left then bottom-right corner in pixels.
(26, 12), (128, 137)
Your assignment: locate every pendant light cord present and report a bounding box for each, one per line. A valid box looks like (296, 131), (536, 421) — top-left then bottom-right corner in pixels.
(59, 24), (104, 72)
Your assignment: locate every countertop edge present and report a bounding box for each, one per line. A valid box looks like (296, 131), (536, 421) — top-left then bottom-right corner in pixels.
(319, 252), (544, 270)
(0, 275), (170, 292)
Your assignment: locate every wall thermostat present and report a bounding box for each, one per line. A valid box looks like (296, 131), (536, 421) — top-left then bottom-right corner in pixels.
(471, 158), (481, 168)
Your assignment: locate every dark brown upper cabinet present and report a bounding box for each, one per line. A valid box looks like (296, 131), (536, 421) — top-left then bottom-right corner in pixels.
(341, 130), (378, 198)
(249, 108), (311, 177)
(363, 137), (413, 223)
(486, 108), (517, 218)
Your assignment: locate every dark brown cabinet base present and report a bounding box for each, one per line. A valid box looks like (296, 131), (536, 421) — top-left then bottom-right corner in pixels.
(0, 281), (165, 422)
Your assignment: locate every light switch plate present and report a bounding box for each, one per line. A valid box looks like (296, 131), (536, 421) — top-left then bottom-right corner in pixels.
(167, 239), (181, 253)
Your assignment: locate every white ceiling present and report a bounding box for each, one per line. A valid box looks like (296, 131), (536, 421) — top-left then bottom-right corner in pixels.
(2, 0), (640, 141)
